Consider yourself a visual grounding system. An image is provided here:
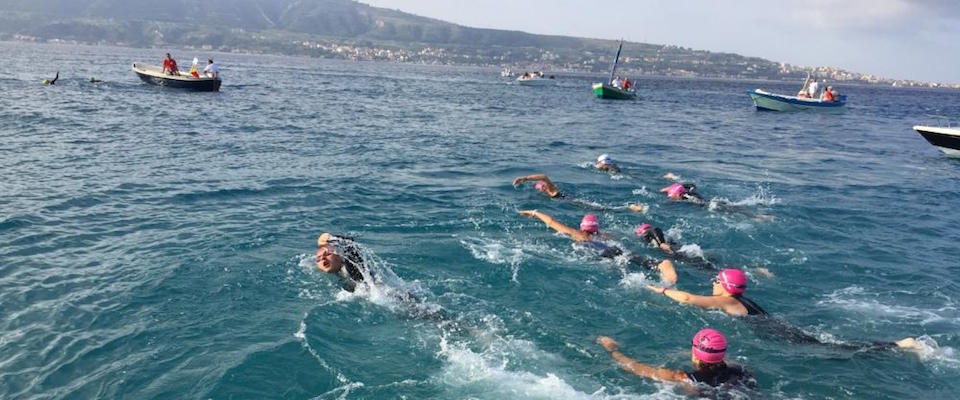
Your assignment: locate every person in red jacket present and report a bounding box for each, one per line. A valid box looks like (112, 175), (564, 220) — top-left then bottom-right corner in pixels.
(162, 53), (179, 75)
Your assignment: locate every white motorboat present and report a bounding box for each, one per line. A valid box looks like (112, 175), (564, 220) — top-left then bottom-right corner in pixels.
(913, 125), (960, 157)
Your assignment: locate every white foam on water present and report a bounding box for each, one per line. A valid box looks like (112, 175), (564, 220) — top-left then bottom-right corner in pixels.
(819, 286), (956, 325)
(910, 335), (960, 368)
(619, 272), (651, 290)
(435, 334), (650, 400)
(676, 244), (704, 259)
(460, 236), (527, 282)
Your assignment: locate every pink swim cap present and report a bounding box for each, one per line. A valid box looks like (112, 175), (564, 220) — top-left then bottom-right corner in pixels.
(666, 183), (685, 198)
(716, 268), (747, 295)
(635, 223), (651, 236)
(534, 181), (547, 192)
(692, 328), (727, 364)
(580, 214), (599, 234)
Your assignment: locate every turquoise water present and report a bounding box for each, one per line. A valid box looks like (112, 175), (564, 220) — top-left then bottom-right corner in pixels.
(2, 41), (960, 399)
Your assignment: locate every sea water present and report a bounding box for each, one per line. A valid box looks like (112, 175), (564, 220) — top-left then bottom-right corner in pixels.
(1, 41), (959, 399)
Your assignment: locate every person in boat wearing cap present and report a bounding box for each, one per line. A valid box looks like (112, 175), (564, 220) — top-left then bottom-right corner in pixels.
(316, 232), (370, 292)
(595, 154), (620, 174)
(518, 210), (677, 280)
(513, 173), (649, 212)
(597, 328), (754, 389)
(645, 268), (924, 351)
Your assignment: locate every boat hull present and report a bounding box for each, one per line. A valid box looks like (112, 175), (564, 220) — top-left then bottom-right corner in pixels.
(516, 77), (555, 86)
(132, 63), (221, 92)
(592, 83), (635, 99)
(914, 125), (960, 157)
(749, 89), (844, 111)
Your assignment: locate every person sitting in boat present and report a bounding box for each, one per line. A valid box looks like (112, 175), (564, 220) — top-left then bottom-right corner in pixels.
(202, 58), (219, 79)
(597, 329), (756, 391)
(595, 154), (621, 173)
(821, 85), (836, 102)
(162, 53), (179, 75)
(611, 76), (623, 88)
(622, 77), (632, 90)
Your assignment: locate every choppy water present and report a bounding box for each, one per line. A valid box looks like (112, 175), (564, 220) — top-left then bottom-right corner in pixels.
(2, 41), (960, 399)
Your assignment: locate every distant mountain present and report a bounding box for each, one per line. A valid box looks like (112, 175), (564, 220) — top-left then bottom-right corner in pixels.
(0, 0), (602, 48)
(0, 0), (950, 87)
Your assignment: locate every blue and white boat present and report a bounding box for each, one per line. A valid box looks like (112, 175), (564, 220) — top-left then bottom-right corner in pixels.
(749, 89), (845, 111)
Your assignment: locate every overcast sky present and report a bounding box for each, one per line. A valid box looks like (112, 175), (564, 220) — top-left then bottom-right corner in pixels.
(362, 0), (960, 83)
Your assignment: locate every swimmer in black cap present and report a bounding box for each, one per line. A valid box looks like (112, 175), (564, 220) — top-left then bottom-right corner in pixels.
(42, 71), (59, 85)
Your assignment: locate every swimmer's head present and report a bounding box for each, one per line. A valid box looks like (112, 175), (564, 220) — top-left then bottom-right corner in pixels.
(580, 214), (599, 234)
(316, 232), (344, 273)
(596, 154), (613, 166)
(534, 181), (548, 193)
(666, 183), (685, 199)
(714, 268), (747, 295)
(692, 328), (727, 365)
(635, 223), (652, 237)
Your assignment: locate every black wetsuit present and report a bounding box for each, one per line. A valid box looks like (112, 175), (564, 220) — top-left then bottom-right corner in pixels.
(579, 240), (665, 272)
(736, 297), (898, 352)
(679, 184), (706, 204)
(733, 295), (767, 316)
(640, 227), (717, 270)
(686, 364), (754, 388)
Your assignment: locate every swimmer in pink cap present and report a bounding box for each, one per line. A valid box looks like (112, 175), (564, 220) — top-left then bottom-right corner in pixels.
(517, 210), (602, 242)
(513, 174), (564, 198)
(644, 268), (925, 352)
(513, 173), (647, 212)
(597, 328), (754, 389)
(660, 182), (705, 204)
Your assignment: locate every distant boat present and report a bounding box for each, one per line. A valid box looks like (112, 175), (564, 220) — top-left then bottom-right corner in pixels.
(516, 71), (556, 86)
(913, 125), (960, 157)
(592, 40), (635, 100)
(749, 89), (845, 111)
(132, 63), (221, 92)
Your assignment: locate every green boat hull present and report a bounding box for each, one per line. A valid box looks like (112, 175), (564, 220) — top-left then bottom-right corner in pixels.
(592, 83), (634, 100)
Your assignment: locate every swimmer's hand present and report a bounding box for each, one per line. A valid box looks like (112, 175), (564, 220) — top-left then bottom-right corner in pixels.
(597, 336), (620, 352)
(628, 203), (648, 213)
(659, 243), (674, 254)
(512, 177), (525, 187)
(663, 172), (680, 181)
(518, 210), (538, 218)
(752, 267), (774, 278)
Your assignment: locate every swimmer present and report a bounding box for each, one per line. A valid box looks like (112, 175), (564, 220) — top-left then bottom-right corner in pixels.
(661, 182), (706, 204)
(316, 232), (370, 292)
(42, 71), (59, 85)
(513, 174), (564, 198)
(635, 223), (718, 270)
(518, 210), (677, 280)
(597, 328), (755, 390)
(513, 174), (648, 212)
(595, 154), (621, 174)
(645, 268), (922, 352)
(88, 77), (102, 83)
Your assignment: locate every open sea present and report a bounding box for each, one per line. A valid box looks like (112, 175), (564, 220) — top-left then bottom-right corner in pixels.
(2, 41), (960, 399)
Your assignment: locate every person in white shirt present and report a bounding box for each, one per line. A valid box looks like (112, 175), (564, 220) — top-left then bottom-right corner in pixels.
(807, 79), (819, 98)
(202, 58), (220, 79)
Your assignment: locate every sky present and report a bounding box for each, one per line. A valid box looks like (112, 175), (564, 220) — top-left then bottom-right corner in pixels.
(362, 0), (960, 83)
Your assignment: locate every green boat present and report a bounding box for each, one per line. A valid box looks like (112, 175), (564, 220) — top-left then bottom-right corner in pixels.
(593, 82), (634, 99)
(591, 40), (635, 100)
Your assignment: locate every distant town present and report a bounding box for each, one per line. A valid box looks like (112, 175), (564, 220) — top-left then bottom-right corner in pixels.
(5, 24), (957, 91)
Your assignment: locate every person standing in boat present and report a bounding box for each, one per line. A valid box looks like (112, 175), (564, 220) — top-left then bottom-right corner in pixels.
(202, 58), (219, 79)
(807, 78), (820, 99)
(162, 53), (179, 75)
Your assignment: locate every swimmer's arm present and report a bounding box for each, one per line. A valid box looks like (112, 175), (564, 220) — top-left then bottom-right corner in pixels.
(598, 337), (689, 383)
(662, 172), (680, 181)
(647, 287), (724, 310)
(518, 210), (588, 241)
(643, 260), (677, 285)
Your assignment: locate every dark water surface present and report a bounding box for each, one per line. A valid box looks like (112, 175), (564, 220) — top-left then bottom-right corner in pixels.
(2, 41), (960, 399)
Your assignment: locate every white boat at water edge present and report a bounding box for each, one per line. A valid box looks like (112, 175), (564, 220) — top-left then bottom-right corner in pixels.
(913, 125), (960, 157)
(515, 71), (556, 86)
